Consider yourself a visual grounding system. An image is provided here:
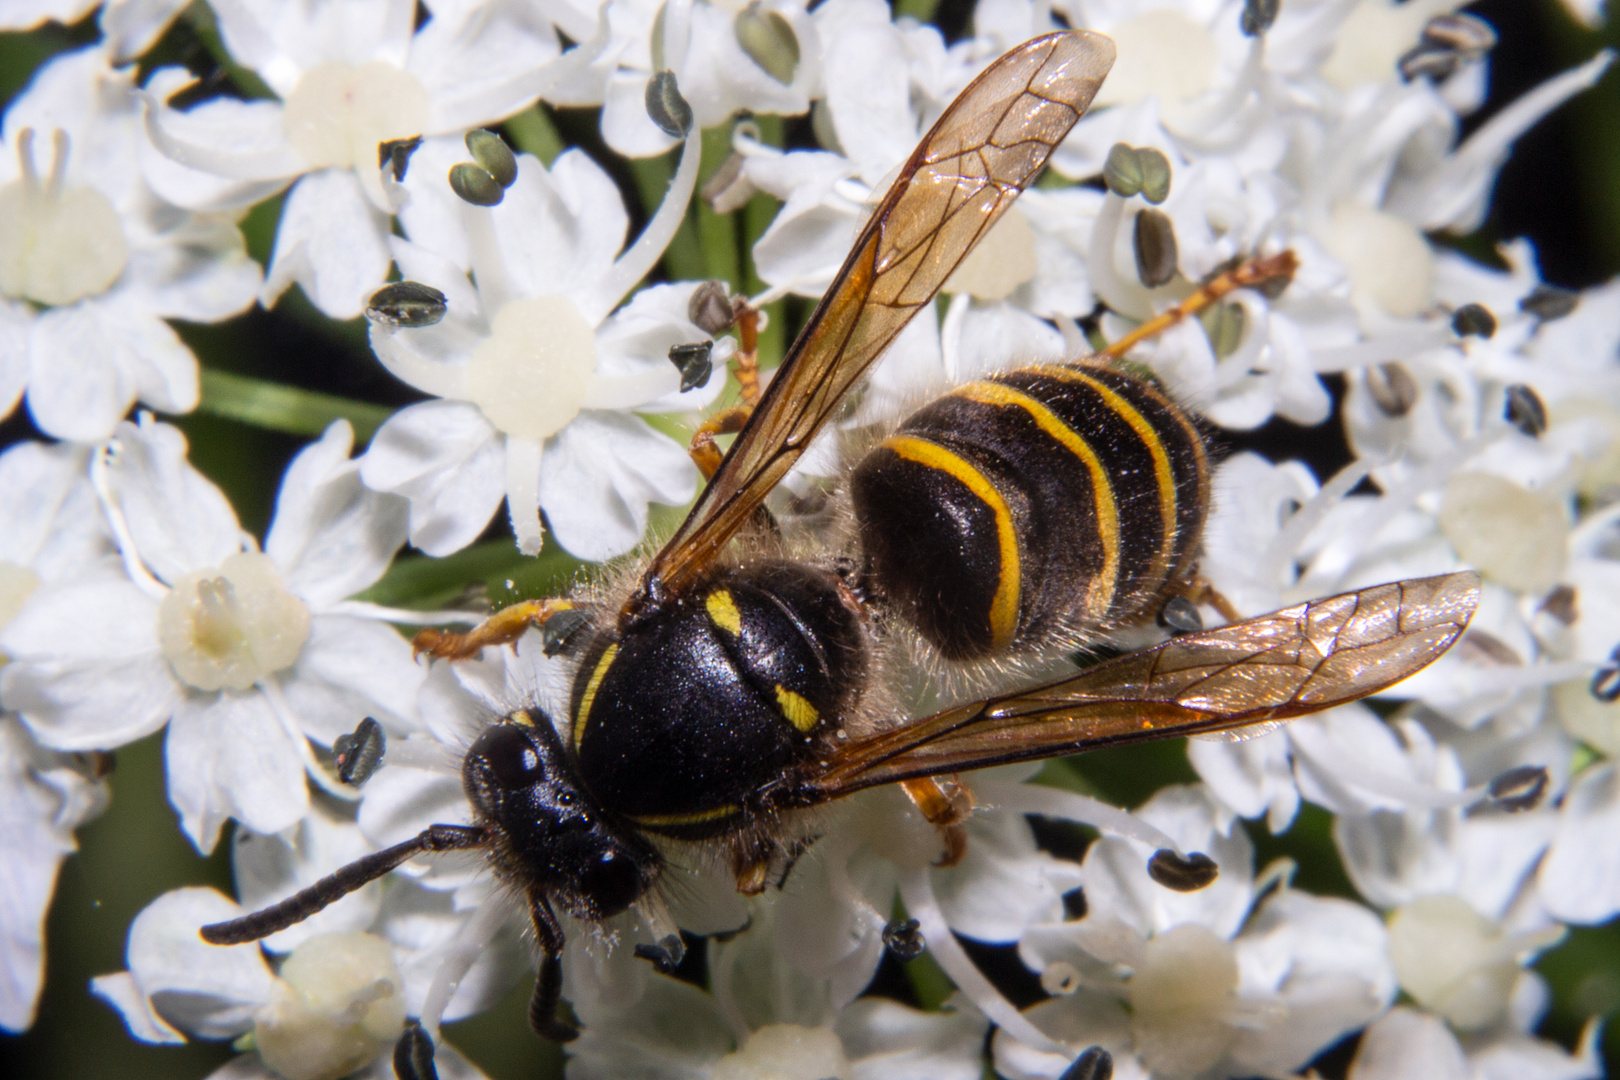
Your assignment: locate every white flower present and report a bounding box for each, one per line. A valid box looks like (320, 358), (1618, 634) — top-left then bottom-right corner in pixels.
(995, 785), (1395, 1080)
(1350, 1004), (1602, 1080)
(567, 893), (989, 1080)
(0, 416), (424, 852)
(0, 436), (117, 1033)
(0, 44), (260, 441)
(360, 133), (718, 558)
(599, 0), (821, 157)
(0, 1), (187, 61)
(90, 878), (499, 1080)
(139, 0), (611, 318)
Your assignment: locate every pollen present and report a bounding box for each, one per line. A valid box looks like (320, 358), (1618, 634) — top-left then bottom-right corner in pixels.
(157, 552), (311, 692)
(0, 128), (127, 306)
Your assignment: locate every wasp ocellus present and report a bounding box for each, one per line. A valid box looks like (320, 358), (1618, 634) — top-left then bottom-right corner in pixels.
(200, 30), (1480, 1066)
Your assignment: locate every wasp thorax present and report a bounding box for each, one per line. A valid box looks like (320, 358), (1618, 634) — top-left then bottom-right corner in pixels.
(157, 552), (311, 692)
(462, 715), (657, 920)
(0, 128), (127, 306)
(464, 296), (596, 440)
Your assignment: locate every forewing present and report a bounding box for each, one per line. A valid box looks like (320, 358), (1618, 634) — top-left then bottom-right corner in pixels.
(636, 31), (1117, 600)
(798, 571), (1481, 798)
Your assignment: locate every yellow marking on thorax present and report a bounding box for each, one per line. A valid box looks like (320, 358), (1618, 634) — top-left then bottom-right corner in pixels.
(955, 380), (1121, 619)
(630, 804), (740, 829)
(1030, 365), (1181, 588)
(572, 643), (618, 749)
(774, 685), (820, 733)
(882, 433), (1020, 651)
(508, 709), (537, 727)
(706, 589), (743, 635)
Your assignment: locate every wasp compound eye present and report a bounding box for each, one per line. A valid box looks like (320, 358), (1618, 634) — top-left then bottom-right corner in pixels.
(481, 725), (545, 788)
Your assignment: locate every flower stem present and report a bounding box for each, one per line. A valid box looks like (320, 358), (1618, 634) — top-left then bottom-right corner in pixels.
(503, 104), (565, 167)
(196, 369), (393, 441)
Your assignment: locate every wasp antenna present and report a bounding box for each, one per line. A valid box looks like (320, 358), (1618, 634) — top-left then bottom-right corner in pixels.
(199, 824), (487, 945)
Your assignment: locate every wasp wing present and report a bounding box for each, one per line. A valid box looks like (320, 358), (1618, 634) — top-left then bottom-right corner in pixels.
(796, 571), (1481, 798)
(634, 31), (1117, 603)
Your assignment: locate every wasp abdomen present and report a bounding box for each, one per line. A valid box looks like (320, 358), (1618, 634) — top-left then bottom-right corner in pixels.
(570, 561), (866, 837)
(850, 364), (1207, 660)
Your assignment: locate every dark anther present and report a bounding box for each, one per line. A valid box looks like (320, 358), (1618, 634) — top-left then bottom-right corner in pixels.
(1147, 849), (1219, 892)
(633, 933), (687, 973)
(688, 280), (737, 335)
(334, 717), (386, 786)
(1488, 765), (1549, 813)
(1398, 13), (1496, 82)
(882, 917), (926, 961)
(1367, 362), (1418, 417)
(1060, 1046), (1114, 1080)
(540, 609), (593, 658)
(74, 749), (117, 780)
(1134, 208), (1178, 288)
(1520, 284), (1579, 322)
(366, 281), (448, 328)
(378, 136), (423, 182)
(1136, 148), (1171, 204)
(465, 129), (517, 189)
(1198, 301), (1245, 358)
(1103, 143), (1142, 198)
(1504, 384), (1547, 438)
(393, 1020), (437, 1080)
(1240, 0), (1279, 37)
(646, 70), (694, 138)
(1540, 585), (1578, 626)
(735, 3), (801, 85)
(448, 163), (504, 206)
(1590, 662), (1620, 703)
(1157, 595), (1203, 636)
(668, 341), (716, 392)
(1451, 303), (1496, 339)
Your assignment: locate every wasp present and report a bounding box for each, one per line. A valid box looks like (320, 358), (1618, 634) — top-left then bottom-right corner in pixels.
(201, 30), (1480, 1063)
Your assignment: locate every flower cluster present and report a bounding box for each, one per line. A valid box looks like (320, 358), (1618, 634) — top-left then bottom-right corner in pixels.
(0, 1), (1616, 1079)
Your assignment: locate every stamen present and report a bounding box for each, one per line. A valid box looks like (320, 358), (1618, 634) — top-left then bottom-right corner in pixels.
(899, 867), (1066, 1054)
(420, 897), (514, 1041)
(979, 781), (1184, 854)
(90, 440), (169, 601)
(260, 678), (360, 802)
(583, 130), (701, 325)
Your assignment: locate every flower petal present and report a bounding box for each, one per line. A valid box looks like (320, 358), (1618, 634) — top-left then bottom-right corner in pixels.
(122, 886), (275, 1040)
(263, 169), (392, 319)
(358, 401), (504, 557)
(166, 691), (309, 853)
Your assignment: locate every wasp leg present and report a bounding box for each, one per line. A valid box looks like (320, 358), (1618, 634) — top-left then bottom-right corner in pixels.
(527, 891), (579, 1043)
(729, 832), (777, 896)
(1184, 577), (1244, 626)
(688, 301), (765, 480)
(900, 775), (976, 867)
(1094, 250), (1299, 362)
(412, 599), (581, 661)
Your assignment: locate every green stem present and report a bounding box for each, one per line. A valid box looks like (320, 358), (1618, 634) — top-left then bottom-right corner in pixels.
(697, 126), (741, 289)
(503, 104), (566, 167)
(355, 538), (582, 612)
(196, 370), (394, 441)
(631, 149), (705, 282)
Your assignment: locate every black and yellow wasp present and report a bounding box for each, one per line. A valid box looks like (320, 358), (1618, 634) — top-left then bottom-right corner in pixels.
(202, 29), (1480, 1058)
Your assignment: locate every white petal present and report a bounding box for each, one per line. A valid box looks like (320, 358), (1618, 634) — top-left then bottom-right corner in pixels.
(0, 580), (177, 750)
(140, 90), (302, 187)
(0, 299), (33, 421)
(89, 971), (187, 1044)
(934, 811), (1080, 943)
(358, 401), (505, 557)
(120, 217), (262, 323)
(112, 416), (242, 581)
(0, 439), (93, 566)
(538, 411), (696, 561)
(1539, 763), (1620, 925)
(568, 971), (733, 1076)
(266, 422), (407, 607)
(1187, 729), (1300, 833)
(123, 887), (274, 1039)
(279, 616), (422, 746)
(492, 150), (627, 303)
(1349, 1006), (1469, 1080)
(838, 997), (988, 1080)
(24, 303), (139, 442)
(263, 169), (392, 319)
(166, 691), (309, 853)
